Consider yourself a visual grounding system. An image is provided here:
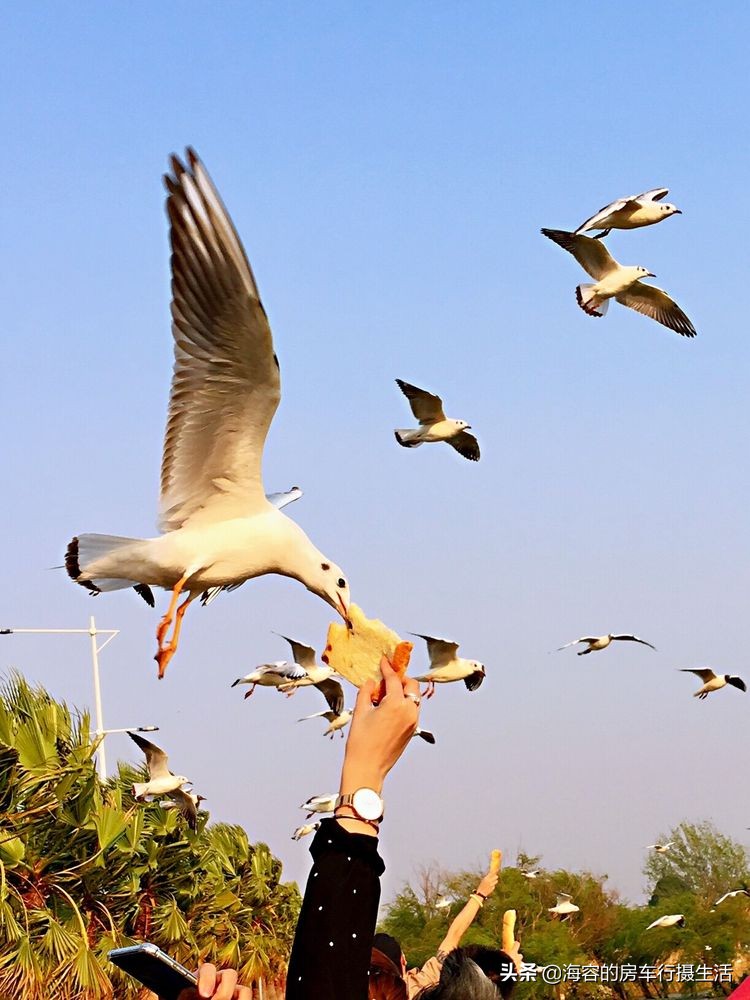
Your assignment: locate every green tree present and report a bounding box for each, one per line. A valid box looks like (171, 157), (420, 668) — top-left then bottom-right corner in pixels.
(644, 821), (750, 905)
(0, 672), (300, 998)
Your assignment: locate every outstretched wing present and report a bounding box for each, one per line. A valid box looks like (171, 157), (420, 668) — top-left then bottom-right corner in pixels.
(128, 732), (171, 779)
(316, 678), (344, 716)
(170, 787), (199, 831)
(410, 633), (460, 667)
(297, 710), (337, 723)
(612, 635), (657, 650)
(160, 149), (281, 531)
(615, 283), (696, 338)
(680, 668), (717, 682)
(464, 670), (485, 692)
(396, 380), (446, 423)
(276, 635), (317, 671)
(574, 196), (635, 233)
(556, 637), (597, 651)
(449, 431), (480, 462)
(635, 188), (669, 202)
(541, 229), (618, 280)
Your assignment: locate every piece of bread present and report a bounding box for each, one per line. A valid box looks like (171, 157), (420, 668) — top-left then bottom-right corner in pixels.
(490, 849), (502, 875)
(322, 604), (412, 700)
(502, 909), (517, 952)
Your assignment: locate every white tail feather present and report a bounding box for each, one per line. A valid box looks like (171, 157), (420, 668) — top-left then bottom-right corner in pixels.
(395, 429), (423, 448)
(576, 284), (609, 317)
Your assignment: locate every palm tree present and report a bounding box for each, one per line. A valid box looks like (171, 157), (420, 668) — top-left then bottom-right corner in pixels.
(0, 672), (300, 998)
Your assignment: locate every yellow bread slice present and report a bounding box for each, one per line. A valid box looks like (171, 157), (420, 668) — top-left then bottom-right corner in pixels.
(322, 604), (412, 698)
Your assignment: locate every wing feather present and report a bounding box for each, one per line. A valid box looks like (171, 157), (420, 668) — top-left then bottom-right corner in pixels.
(541, 229), (618, 279)
(615, 283), (696, 338)
(396, 380), (446, 423)
(410, 633), (460, 667)
(128, 732), (171, 779)
(159, 149), (281, 531)
(449, 431), (480, 462)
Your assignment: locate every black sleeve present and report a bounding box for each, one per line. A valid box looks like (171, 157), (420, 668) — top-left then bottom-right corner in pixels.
(286, 818), (385, 1000)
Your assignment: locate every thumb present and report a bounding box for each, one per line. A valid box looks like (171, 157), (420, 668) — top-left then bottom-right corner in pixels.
(355, 679), (376, 712)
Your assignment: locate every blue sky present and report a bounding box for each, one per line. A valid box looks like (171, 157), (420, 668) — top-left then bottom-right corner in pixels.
(3, 1), (750, 908)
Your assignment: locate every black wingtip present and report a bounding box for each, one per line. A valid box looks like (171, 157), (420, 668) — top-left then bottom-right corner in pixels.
(133, 584), (155, 608)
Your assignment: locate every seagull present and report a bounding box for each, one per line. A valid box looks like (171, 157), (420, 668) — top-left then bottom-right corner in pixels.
(548, 893), (579, 916)
(574, 188), (681, 238)
(65, 150), (351, 678)
(297, 674), (352, 737)
(521, 870), (542, 880)
(556, 634), (656, 656)
(714, 887), (750, 906)
(128, 732), (191, 801)
(680, 668), (747, 699)
(292, 822), (320, 841)
(394, 380), (480, 461)
(300, 793), (338, 819)
(273, 635), (340, 696)
(411, 633), (486, 699)
(646, 914), (685, 930)
(541, 229), (696, 337)
(157, 790), (206, 831)
(435, 895), (453, 911)
(645, 842), (674, 854)
(231, 661), (307, 699)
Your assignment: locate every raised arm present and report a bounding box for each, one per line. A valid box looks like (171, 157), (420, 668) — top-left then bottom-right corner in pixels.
(438, 858), (501, 954)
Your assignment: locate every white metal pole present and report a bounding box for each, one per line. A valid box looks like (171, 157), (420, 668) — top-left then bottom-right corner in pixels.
(89, 615), (107, 781)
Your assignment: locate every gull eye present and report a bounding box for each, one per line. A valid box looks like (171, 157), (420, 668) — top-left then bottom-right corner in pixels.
(337, 577), (346, 588)
(321, 562), (330, 571)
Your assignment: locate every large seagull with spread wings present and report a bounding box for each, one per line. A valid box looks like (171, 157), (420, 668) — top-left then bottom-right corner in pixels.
(65, 149), (351, 676)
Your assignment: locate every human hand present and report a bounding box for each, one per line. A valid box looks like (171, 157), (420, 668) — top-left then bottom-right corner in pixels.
(477, 868), (500, 898)
(339, 656), (420, 797)
(173, 963), (251, 1000)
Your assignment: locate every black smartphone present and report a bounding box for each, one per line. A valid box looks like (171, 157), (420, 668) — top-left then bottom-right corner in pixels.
(108, 943), (198, 999)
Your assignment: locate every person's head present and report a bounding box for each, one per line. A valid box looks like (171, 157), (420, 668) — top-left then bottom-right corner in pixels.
(370, 947), (407, 1000)
(417, 949), (499, 999)
(373, 933), (406, 977)
(463, 945), (517, 999)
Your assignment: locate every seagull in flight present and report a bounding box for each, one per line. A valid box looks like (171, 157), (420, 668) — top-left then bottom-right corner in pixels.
(548, 893), (579, 917)
(65, 150), (351, 677)
(292, 822), (321, 841)
(556, 633), (656, 656)
(231, 661), (307, 699)
(128, 732), (191, 801)
(394, 380), (480, 461)
(646, 914), (685, 930)
(411, 633), (486, 698)
(680, 668), (747, 699)
(158, 790), (207, 831)
(300, 793), (338, 818)
(273, 635), (340, 697)
(574, 188), (681, 238)
(645, 842), (674, 854)
(521, 869), (542, 879)
(297, 676), (352, 738)
(714, 887), (750, 906)
(541, 229), (696, 337)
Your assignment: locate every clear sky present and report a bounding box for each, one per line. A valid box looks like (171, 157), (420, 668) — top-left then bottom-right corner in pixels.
(3, 1), (750, 908)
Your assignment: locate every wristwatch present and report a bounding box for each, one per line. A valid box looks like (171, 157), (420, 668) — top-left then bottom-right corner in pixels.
(334, 788), (385, 822)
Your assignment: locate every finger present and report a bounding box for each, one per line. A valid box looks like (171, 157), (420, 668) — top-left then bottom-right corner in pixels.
(198, 965), (218, 999)
(402, 675), (420, 700)
(354, 679), (376, 713)
(235, 987), (252, 1000)
(381, 656), (405, 699)
(215, 969), (238, 1000)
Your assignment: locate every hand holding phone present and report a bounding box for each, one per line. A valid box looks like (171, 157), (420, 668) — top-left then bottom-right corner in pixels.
(109, 946), (250, 1000)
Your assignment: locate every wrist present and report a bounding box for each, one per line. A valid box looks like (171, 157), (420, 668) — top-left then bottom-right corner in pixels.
(339, 764), (385, 797)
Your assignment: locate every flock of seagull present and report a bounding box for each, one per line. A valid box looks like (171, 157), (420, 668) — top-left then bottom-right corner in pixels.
(57, 151), (748, 934)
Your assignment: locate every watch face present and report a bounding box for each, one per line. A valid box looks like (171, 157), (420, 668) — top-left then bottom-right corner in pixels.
(352, 787), (383, 821)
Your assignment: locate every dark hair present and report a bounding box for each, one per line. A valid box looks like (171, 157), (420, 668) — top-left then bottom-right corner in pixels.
(373, 933), (403, 970)
(464, 945), (517, 998)
(370, 947), (408, 1000)
(417, 948), (499, 999)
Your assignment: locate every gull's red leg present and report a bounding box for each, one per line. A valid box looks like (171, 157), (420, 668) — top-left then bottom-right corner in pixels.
(155, 578), (193, 678)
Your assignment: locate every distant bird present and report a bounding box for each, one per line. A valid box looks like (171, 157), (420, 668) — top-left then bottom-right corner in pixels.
(414, 728), (436, 745)
(158, 790), (206, 831)
(292, 822), (320, 841)
(521, 870), (542, 880)
(541, 229), (696, 337)
(394, 380), (480, 461)
(556, 634), (656, 656)
(65, 150), (351, 679)
(574, 188), (681, 238)
(680, 669), (747, 699)
(714, 887), (750, 906)
(646, 914), (685, 930)
(297, 675), (351, 738)
(411, 633), (486, 699)
(128, 732), (191, 801)
(435, 895), (453, 911)
(300, 793), (338, 819)
(548, 893), (579, 917)
(231, 661), (306, 699)
(273, 635), (340, 697)
(646, 842), (674, 854)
